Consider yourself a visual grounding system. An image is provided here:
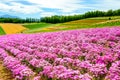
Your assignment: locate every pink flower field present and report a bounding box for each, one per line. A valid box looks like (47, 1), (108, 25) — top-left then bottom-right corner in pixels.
(0, 27), (120, 80)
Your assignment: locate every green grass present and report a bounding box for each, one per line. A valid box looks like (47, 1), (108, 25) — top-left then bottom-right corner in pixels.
(23, 23), (56, 33)
(23, 23), (53, 29)
(0, 26), (5, 35)
(23, 16), (120, 33)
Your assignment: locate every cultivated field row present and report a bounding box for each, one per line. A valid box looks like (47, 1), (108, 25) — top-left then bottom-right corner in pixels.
(0, 27), (120, 80)
(0, 23), (27, 34)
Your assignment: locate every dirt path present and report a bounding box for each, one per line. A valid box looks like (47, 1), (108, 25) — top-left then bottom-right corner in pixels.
(0, 60), (14, 80)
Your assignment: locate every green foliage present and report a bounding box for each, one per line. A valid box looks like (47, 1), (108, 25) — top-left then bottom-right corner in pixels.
(41, 9), (120, 23)
(0, 27), (5, 35)
(0, 17), (40, 23)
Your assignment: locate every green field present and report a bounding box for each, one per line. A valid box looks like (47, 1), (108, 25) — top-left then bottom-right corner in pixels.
(23, 23), (56, 33)
(22, 16), (120, 33)
(0, 26), (5, 35)
(23, 23), (53, 29)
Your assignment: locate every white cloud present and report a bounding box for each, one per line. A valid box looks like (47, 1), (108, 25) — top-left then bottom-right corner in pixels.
(89, 0), (120, 11)
(10, 2), (42, 14)
(40, 12), (57, 17)
(0, 0), (43, 14)
(0, 0), (120, 17)
(26, 0), (88, 13)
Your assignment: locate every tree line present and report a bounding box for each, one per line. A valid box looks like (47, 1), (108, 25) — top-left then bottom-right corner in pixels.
(0, 18), (41, 23)
(0, 9), (120, 23)
(41, 9), (120, 23)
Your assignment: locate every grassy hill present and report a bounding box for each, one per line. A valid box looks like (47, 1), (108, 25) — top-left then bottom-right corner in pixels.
(0, 16), (120, 35)
(23, 16), (120, 33)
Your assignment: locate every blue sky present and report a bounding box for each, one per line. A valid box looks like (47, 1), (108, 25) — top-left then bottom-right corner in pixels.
(0, 0), (120, 18)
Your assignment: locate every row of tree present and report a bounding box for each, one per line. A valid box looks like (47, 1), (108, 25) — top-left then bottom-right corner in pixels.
(41, 9), (120, 23)
(0, 9), (120, 23)
(0, 18), (41, 23)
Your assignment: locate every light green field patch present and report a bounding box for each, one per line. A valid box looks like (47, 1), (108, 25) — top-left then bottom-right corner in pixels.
(23, 23), (57, 33)
(0, 26), (6, 35)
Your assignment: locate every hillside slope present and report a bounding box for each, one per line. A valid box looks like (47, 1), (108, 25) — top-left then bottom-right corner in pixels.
(23, 16), (120, 33)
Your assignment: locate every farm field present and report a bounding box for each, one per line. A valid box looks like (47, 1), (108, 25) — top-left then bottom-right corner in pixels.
(0, 23), (27, 34)
(0, 0), (120, 80)
(23, 16), (120, 33)
(0, 16), (120, 35)
(23, 23), (56, 33)
(0, 27), (120, 80)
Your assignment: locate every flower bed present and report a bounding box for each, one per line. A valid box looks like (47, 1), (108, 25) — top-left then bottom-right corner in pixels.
(0, 27), (120, 80)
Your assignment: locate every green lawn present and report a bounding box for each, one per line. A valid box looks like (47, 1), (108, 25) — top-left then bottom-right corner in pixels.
(0, 26), (5, 35)
(22, 16), (120, 33)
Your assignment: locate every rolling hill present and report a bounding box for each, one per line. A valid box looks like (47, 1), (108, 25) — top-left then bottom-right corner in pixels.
(1, 16), (120, 35)
(23, 16), (120, 33)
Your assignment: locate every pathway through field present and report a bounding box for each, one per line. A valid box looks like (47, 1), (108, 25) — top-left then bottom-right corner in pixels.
(0, 60), (14, 80)
(0, 23), (27, 34)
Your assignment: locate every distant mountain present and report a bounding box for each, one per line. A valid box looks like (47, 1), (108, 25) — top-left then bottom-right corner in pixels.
(0, 14), (19, 18)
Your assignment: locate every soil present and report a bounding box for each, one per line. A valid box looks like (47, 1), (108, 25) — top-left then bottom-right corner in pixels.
(0, 60), (14, 80)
